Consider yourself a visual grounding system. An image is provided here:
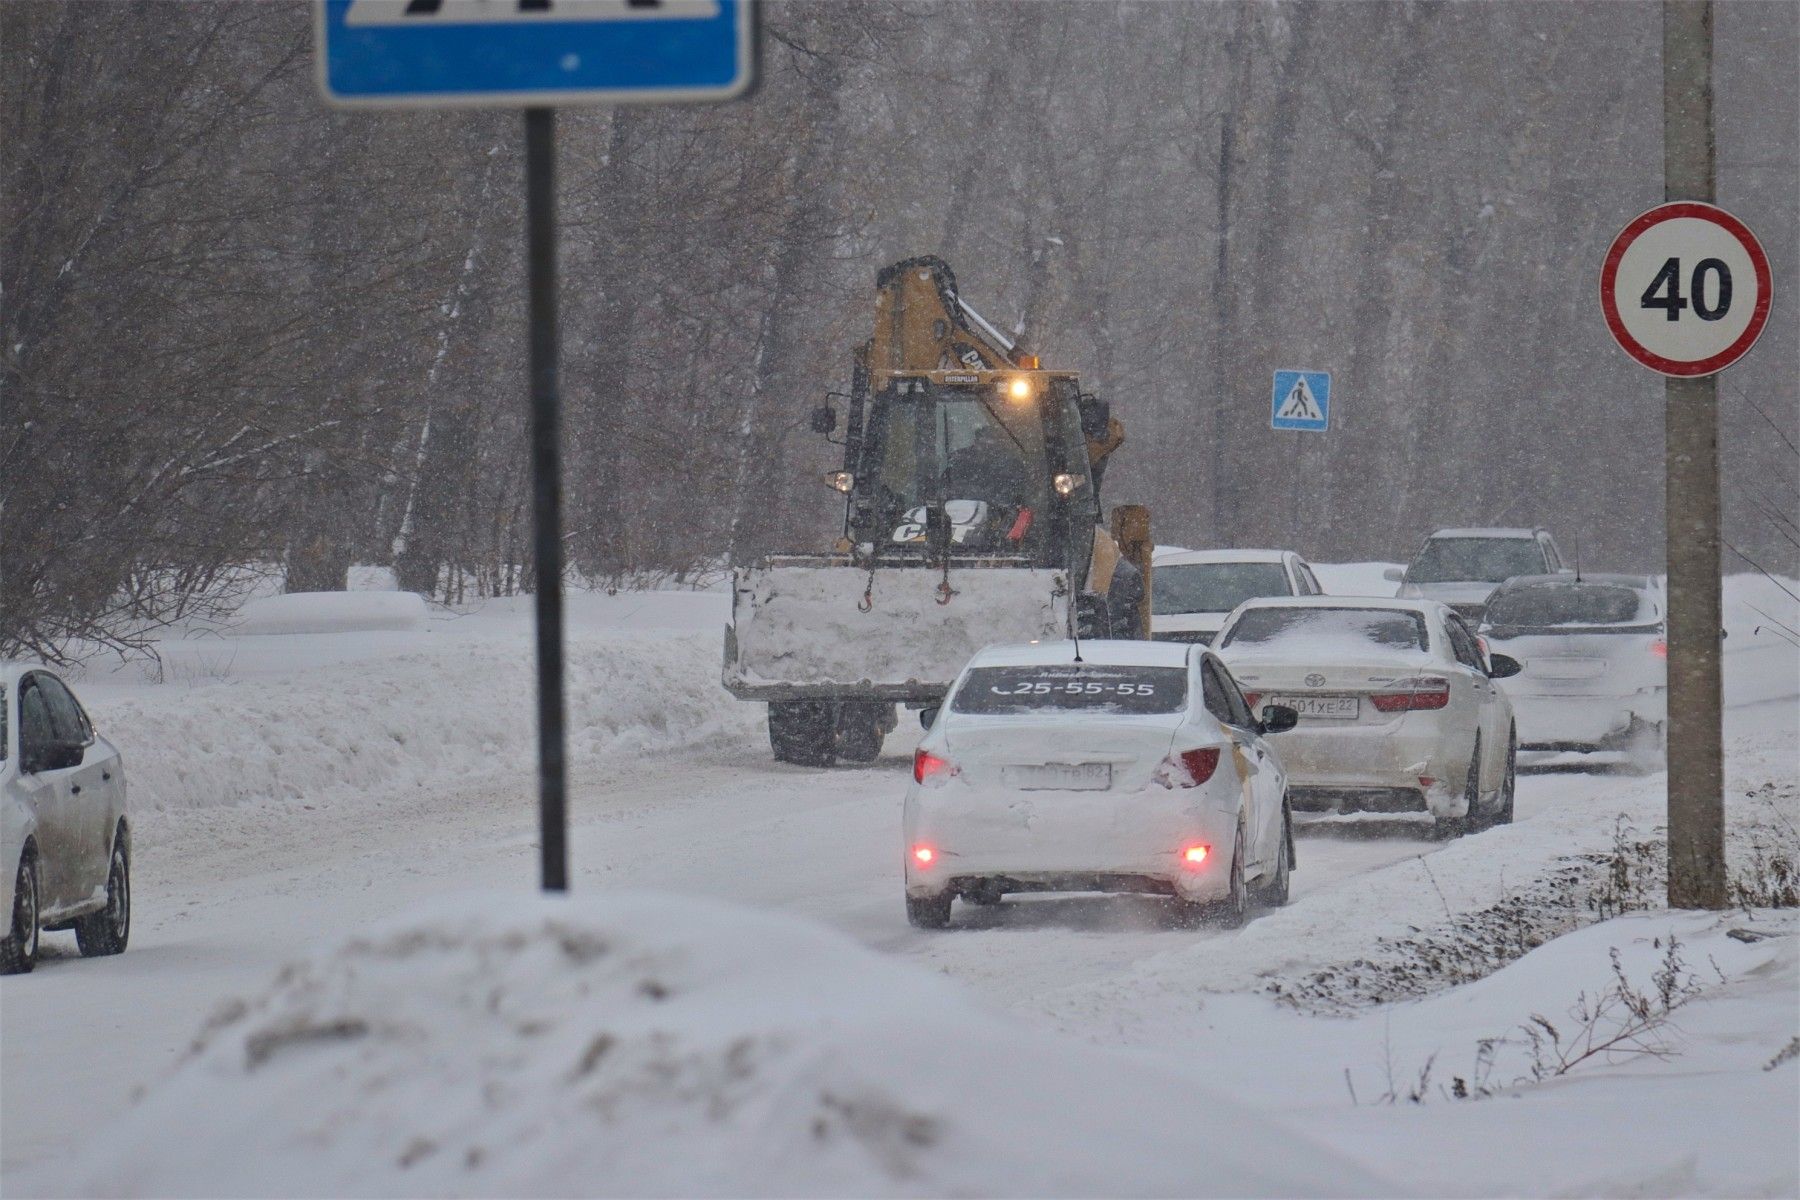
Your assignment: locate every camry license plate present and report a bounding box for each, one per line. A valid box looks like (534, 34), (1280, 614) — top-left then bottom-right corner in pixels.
(1003, 763), (1113, 790)
(1269, 695), (1360, 720)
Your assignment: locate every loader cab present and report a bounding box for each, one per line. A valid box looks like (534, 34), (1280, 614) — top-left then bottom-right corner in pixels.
(832, 370), (1098, 570)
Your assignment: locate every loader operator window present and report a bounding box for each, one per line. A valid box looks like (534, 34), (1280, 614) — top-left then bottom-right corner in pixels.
(869, 385), (1054, 552)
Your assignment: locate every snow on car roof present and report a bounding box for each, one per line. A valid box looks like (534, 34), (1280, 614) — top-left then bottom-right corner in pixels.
(1152, 548), (1290, 566)
(968, 640), (1192, 669)
(1425, 527), (1540, 540)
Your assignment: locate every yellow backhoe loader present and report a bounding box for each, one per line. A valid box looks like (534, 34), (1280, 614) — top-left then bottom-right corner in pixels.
(724, 257), (1151, 765)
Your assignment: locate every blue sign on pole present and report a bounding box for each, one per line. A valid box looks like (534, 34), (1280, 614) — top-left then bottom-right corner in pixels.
(1270, 369), (1330, 432)
(317, 0), (755, 109)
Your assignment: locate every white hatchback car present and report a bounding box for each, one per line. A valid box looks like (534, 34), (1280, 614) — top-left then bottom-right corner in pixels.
(1151, 548), (1324, 646)
(902, 640), (1298, 929)
(1214, 598), (1520, 837)
(2, 665), (131, 973)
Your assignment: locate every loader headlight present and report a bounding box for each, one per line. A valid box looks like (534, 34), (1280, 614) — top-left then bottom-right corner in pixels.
(825, 470), (855, 494)
(1007, 377), (1033, 401)
(1053, 472), (1084, 497)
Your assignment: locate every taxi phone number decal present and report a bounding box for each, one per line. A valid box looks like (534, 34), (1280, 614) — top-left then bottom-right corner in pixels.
(990, 681), (1161, 696)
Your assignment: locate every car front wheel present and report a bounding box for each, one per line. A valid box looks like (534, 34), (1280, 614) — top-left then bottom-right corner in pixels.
(1, 850), (39, 975)
(75, 836), (130, 957)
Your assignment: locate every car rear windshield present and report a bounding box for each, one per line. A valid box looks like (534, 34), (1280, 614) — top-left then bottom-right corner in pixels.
(1220, 607), (1429, 654)
(1152, 562), (1290, 615)
(1407, 538), (1545, 584)
(1486, 583), (1652, 630)
(951, 665), (1188, 715)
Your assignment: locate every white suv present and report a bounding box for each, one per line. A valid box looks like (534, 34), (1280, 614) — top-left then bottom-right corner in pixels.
(2, 665), (131, 973)
(1388, 527), (1568, 624)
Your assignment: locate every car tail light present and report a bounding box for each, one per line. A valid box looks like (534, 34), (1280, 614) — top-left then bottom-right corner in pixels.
(911, 844), (937, 867)
(1370, 677), (1450, 712)
(914, 749), (956, 785)
(1181, 844), (1211, 869)
(1243, 692), (1261, 710)
(1650, 639), (1667, 658)
(1155, 747), (1221, 788)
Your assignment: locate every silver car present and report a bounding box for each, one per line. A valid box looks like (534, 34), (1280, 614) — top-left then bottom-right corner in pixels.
(1387, 527), (1568, 624)
(1150, 548), (1324, 646)
(1479, 574), (1667, 760)
(2, 665), (131, 973)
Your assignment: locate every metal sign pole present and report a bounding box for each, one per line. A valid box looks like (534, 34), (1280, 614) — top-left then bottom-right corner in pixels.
(525, 105), (568, 894)
(1661, 0), (1726, 909)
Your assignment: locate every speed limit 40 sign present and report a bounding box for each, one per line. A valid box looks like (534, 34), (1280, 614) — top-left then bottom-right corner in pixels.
(1601, 202), (1772, 377)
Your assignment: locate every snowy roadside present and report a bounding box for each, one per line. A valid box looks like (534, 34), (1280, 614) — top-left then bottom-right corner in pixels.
(64, 591), (754, 840)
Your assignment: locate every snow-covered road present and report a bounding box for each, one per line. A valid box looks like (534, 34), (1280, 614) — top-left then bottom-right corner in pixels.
(0, 732), (1579, 1176)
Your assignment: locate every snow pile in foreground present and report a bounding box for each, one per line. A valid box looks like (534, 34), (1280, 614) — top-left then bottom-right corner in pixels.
(88, 626), (756, 815)
(54, 893), (1398, 1199)
(230, 590), (430, 635)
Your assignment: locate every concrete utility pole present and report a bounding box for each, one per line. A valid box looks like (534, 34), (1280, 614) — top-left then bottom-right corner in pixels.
(1661, 0), (1727, 909)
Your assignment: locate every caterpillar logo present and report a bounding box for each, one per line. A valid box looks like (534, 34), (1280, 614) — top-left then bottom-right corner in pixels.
(345, 0), (717, 26)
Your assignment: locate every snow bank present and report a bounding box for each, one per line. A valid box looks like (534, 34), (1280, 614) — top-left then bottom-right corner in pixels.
(56, 893), (1400, 1199)
(230, 590), (430, 636)
(87, 625), (757, 815)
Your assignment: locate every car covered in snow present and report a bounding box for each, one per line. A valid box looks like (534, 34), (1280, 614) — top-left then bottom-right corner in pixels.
(902, 640), (1299, 929)
(2, 665), (131, 973)
(1214, 597), (1520, 837)
(1479, 573), (1667, 760)
(1386, 527), (1568, 623)
(1150, 548), (1324, 646)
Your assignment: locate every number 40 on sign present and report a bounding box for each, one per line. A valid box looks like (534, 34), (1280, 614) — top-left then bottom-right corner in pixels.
(1600, 202), (1771, 378)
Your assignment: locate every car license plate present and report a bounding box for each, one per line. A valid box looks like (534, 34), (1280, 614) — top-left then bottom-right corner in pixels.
(1269, 695), (1360, 720)
(1003, 763), (1112, 790)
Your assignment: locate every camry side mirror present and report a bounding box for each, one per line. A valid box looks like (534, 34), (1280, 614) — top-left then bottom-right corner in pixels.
(918, 706), (940, 730)
(1487, 653), (1522, 679)
(1260, 705), (1300, 734)
(1383, 566), (1405, 583)
(810, 405), (837, 435)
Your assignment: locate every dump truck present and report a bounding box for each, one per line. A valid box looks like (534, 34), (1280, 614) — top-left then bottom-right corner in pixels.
(723, 256), (1151, 766)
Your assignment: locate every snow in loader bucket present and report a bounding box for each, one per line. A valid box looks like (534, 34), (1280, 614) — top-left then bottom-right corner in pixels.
(724, 557), (1071, 701)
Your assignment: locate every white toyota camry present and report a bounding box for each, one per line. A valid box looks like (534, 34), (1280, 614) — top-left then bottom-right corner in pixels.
(1214, 597), (1521, 837)
(902, 640), (1298, 930)
(2, 664), (132, 973)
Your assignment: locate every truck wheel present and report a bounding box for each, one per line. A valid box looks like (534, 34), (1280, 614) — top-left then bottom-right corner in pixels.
(835, 703), (891, 764)
(906, 893), (953, 929)
(769, 701), (836, 767)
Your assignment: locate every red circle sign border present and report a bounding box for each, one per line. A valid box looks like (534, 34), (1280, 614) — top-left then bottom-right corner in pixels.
(1599, 201), (1773, 378)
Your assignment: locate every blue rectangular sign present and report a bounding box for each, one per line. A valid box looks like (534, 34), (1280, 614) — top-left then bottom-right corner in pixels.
(317, 0), (754, 109)
(1271, 369), (1330, 432)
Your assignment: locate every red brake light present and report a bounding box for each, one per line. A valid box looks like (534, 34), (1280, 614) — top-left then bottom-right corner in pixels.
(1006, 508), (1034, 542)
(1182, 844), (1211, 869)
(912, 845), (936, 866)
(914, 749), (955, 785)
(1370, 678), (1450, 712)
(1650, 639), (1667, 658)
(1156, 747), (1221, 788)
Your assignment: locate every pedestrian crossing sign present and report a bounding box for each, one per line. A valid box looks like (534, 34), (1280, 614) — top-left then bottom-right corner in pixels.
(1271, 369), (1330, 432)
